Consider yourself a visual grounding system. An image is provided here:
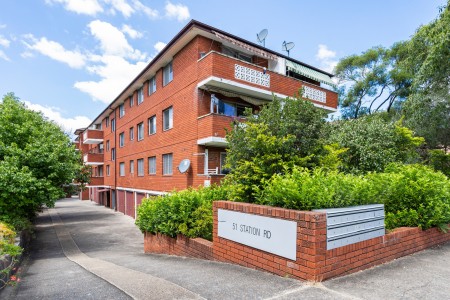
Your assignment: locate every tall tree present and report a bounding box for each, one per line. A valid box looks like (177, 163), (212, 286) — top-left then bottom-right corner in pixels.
(0, 93), (80, 228)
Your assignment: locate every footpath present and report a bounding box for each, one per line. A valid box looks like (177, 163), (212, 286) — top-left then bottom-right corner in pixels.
(1, 197), (449, 299)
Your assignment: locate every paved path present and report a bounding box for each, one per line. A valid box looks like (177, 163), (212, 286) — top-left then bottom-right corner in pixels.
(2, 198), (450, 299)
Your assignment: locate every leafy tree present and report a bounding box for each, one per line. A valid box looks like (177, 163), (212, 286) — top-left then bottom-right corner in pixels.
(326, 114), (424, 173)
(0, 93), (80, 229)
(224, 94), (326, 202)
(334, 44), (413, 119)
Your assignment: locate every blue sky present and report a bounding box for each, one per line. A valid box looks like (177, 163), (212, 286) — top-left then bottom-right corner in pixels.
(0, 0), (446, 134)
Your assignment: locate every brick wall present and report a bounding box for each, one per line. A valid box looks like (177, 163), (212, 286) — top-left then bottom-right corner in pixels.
(144, 232), (213, 260)
(144, 201), (450, 282)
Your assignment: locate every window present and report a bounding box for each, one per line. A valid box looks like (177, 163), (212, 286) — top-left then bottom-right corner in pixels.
(163, 62), (173, 86)
(220, 152), (230, 174)
(119, 103), (125, 118)
(148, 76), (156, 95)
(111, 118), (116, 132)
(130, 160), (134, 174)
(148, 115), (156, 135)
(137, 122), (144, 141)
(111, 148), (115, 160)
(106, 165), (110, 176)
(105, 116), (109, 127)
(137, 87), (144, 104)
(217, 99), (250, 117)
(163, 153), (173, 175)
(163, 107), (173, 131)
(119, 162), (125, 176)
(106, 140), (110, 151)
(129, 95), (134, 107)
(98, 165), (104, 177)
(99, 143), (104, 153)
(119, 132), (125, 147)
(148, 156), (156, 174)
(137, 158), (144, 176)
(129, 127), (134, 141)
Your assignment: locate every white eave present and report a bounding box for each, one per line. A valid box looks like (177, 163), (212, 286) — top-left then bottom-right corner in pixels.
(197, 136), (228, 147)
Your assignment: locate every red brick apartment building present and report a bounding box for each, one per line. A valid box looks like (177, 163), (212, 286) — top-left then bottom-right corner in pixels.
(73, 20), (338, 218)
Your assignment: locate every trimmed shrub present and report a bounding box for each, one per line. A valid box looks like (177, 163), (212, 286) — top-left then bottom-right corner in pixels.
(136, 185), (229, 241)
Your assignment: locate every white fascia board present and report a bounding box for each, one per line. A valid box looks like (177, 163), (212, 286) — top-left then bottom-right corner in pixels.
(116, 187), (167, 196)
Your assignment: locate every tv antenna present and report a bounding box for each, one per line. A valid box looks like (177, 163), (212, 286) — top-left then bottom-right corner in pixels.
(282, 41), (295, 57)
(257, 29), (268, 47)
(177, 159), (191, 174)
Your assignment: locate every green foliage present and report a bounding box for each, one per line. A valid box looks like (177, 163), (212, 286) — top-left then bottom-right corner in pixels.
(370, 164), (450, 230)
(326, 114), (423, 173)
(136, 185), (229, 241)
(0, 222), (22, 257)
(427, 149), (450, 177)
(0, 93), (80, 229)
(257, 164), (450, 230)
(224, 94), (326, 202)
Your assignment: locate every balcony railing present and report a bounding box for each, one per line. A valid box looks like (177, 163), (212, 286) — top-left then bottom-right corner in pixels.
(83, 129), (103, 144)
(89, 177), (104, 186)
(83, 153), (104, 165)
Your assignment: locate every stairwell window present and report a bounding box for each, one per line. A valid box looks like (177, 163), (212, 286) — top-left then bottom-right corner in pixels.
(111, 118), (116, 132)
(137, 158), (144, 176)
(119, 162), (125, 176)
(137, 87), (144, 105)
(148, 156), (156, 174)
(106, 140), (110, 151)
(148, 115), (156, 135)
(163, 107), (173, 131)
(105, 116), (109, 127)
(130, 160), (134, 174)
(163, 153), (173, 175)
(119, 103), (125, 118)
(119, 132), (125, 147)
(106, 165), (110, 176)
(163, 62), (173, 86)
(129, 127), (134, 141)
(137, 122), (144, 141)
(129, 95), (134, 107)
(111, 148), (115, 161)
(148, 76), (156, 95)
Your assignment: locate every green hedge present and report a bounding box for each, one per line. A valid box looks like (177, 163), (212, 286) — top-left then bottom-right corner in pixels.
(136, 185), (229, 241)
(258, 164), (450, 230)
(136, 164), (450, 239)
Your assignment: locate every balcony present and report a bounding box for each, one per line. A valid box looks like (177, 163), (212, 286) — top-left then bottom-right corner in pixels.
(197, 113), (237, 147)
(83, 153), (104, 165)
(83, 129), (103, 144)
(197, 52), (337, 112)
(89, 176), (104, 186)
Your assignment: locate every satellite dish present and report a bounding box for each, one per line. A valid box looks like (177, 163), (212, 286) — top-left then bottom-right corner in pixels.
(257, 29), (268, 47)
(282, 41), (295, 57)
(178, 159), (191, 174)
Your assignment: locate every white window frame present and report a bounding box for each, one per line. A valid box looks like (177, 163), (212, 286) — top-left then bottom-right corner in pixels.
(163, 62), (173, 86)
(137, 122), (144, 141)
(148, 76), (156, 95)
(106, 140), (110, 151)
(162, 153), (173, 175)
(163, 107), (173, 131)
(129, 95), (134, 107)
(98, 165), (103, 177)
(119, 162), (125, 176)
(137, 87), (144, 105)
(148, 156), (156, 175)
(111, 118), (115, 132)
(148, 115), (156, 135)
(106, 165), (110, 176)
(111, 148), (115, 161)
(137, 158), (144, 176)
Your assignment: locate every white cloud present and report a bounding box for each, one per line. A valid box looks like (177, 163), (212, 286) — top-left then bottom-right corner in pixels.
(88, 20), (146, 60)
(165, 2), (190, 22)
(133, 0), (159, 19)
(0, 24), (6, 29)
(315, 44), (338, 73)
(154, 41), (166, 52)
(104, 0), (134, 17)
(0, 35), (10, 47)
(45, 0), (104, 16)
(0, 50), (9, 61)
(23, 101), (92, 133)
(74, 55), (147, 103)
(121, 24), (142, 39)
(23, 35), (86, 68)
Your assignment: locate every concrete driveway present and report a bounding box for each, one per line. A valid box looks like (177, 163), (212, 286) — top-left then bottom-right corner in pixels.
(2, 197), (449, 299)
